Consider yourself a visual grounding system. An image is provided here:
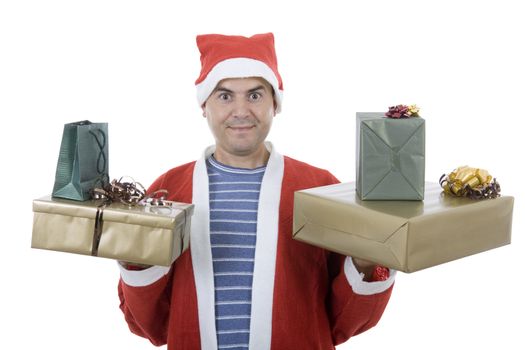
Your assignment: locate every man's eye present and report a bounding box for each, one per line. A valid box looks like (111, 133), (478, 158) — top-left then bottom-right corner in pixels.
(218, 93), (231, 101)
(249, 92), (261, 101)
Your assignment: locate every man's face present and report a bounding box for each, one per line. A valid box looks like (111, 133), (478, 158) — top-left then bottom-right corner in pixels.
(202, 77), (276, 160)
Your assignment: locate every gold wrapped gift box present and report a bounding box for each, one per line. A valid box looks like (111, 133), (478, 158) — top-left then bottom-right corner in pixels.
(293, 182), (513, 272)
(32, 196), (194, 266)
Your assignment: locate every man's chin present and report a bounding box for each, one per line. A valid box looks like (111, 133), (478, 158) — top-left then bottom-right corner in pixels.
(226, 142), (264, 156)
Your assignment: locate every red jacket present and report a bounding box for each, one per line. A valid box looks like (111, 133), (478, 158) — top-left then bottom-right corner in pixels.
(118, 145), (394, 350)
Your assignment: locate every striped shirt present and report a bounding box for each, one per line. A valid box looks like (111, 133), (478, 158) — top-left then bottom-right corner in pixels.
(207, 155), (266, 350)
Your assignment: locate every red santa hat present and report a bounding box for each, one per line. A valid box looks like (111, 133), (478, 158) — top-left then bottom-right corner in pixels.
(195, 33), (284, 113)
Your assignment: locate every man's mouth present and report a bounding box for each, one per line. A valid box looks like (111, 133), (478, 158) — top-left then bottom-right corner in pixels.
(228, 125), (254, 131)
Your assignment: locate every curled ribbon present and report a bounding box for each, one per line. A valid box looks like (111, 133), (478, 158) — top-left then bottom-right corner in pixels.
(91, 177), (169, 206)
(440, 166), (501, 200)
(89, 177), (178, 257)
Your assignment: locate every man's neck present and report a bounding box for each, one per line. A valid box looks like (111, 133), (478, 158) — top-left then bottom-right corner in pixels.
(213, 146), (270, 169)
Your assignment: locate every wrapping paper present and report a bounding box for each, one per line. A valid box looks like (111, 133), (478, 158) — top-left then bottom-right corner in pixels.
(32, 195), (193, 266)
(293, 182), (513, 272)
(356, 112), (425, 200)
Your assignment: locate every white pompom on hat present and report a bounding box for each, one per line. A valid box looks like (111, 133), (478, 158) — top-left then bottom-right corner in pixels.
(195, 33), (284, 113)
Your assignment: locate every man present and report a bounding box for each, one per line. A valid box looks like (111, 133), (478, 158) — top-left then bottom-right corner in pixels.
(118, 33), (395, 350)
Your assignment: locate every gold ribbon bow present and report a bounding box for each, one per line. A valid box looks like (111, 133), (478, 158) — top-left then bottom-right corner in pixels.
(440, 166), (501, 199)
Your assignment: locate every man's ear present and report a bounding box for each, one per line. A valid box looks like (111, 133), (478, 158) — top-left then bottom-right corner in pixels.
(201, 104), (206, 118)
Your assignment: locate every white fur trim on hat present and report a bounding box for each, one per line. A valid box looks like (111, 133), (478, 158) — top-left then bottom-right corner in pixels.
(196, 57), (283, 113)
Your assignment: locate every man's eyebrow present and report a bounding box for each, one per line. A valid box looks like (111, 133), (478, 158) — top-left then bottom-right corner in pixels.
(213, 87), (234, 94)
(213, 85), (268, 94)
(247, 85), (267, 93)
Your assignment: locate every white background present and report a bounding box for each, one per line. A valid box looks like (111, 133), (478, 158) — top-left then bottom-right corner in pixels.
(1, 0), (524, 349)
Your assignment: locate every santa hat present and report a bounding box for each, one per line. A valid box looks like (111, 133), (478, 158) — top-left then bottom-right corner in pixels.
(195, 33), (284, 113)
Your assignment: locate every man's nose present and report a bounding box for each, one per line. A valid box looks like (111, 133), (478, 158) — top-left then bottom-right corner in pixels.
(230, 98), (251, 118)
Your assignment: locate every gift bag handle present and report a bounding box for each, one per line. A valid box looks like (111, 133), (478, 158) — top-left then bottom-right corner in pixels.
(89, 128), (109, 187)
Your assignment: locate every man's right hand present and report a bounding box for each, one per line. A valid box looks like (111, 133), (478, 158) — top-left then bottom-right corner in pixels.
(118, 261), (153, 271)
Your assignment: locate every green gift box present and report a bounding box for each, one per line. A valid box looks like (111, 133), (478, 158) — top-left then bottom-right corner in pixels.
(356, 112), (425, 200)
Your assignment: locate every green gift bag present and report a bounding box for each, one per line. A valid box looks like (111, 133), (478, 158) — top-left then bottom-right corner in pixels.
(52, 121), (109, 201)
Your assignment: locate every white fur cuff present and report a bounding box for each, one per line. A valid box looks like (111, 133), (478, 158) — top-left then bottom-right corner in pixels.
(344, 257), (396, 295)
(118, 263), (170, 287)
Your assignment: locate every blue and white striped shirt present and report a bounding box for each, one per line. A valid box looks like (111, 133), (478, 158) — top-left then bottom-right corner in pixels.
(207, 155), (266, 350)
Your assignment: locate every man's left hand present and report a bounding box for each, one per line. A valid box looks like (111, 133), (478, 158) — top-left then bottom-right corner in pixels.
(352, 257), (378, 282)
